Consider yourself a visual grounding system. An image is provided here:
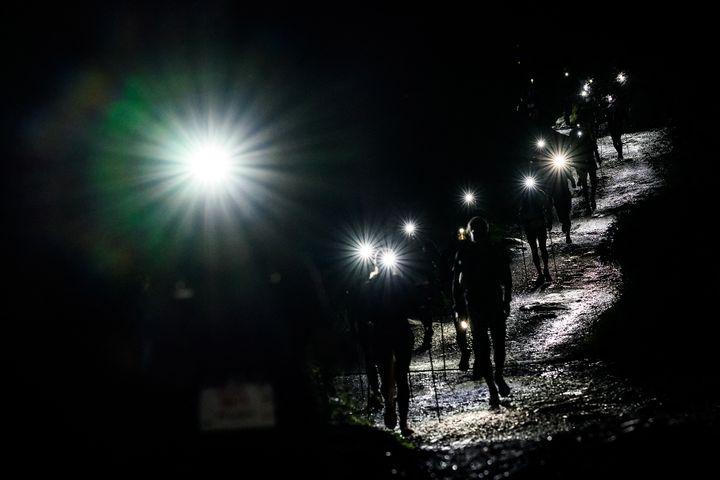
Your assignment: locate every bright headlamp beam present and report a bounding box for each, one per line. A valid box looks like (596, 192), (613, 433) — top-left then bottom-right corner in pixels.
(524, 176), (536, 189)
(617, 73), (626, 83)
(552, 155), (567, 168)
(463, 191), (476, 205)
(357, 242), (374, 261)
(536, 138), (546, 149)
(403, 221), (416, 236)
(380, 249), (398, 269)
(184, 143), (232, 186)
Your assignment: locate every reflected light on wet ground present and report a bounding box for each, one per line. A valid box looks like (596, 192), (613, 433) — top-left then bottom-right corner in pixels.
(336, 129), (673, 476)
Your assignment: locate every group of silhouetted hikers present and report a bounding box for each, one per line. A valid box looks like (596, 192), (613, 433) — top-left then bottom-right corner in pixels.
(346, 215), (513, 437)
(343, 70), (631, 437)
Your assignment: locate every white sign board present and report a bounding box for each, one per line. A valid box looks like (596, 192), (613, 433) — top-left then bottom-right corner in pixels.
(199, 383), (276, 431)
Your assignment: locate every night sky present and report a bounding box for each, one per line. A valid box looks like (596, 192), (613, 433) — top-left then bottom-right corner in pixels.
(9, 9), (700, 245)
(6, 7), (709, 308)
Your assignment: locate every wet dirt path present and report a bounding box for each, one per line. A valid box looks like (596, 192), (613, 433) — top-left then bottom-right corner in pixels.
(339, 130), (675, 477)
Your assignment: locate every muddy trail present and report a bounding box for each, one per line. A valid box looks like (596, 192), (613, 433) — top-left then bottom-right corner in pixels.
(336, 129), (719, 478)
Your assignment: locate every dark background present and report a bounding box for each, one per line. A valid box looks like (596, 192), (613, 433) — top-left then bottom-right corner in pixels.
(7, 8), (702, 239)
(4, 5), (712, 475)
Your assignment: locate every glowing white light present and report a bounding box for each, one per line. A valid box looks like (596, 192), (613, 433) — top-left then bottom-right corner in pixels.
(607, 94), (614, 102)
(589, 79), (593, 84)
(459, 228), (465, 234)
(524, 176), (536, 189)
(583, 83), (590, 92)
(402, 221), (416, 236)
(536, 138), (546, 149)
(463, 191), (476, 205)
(580, 90), (588, 97)
(460, 320), (468, 330)
(617, 73), (626, 83)
(357, 242), (374, 261)
(564, 72), (569, 77)
(530, 78), (534, 84)
(184, 142), (232, 186)
(380, 249), (398, 269)
(552, 155), (567, 168)
(577, 130), (583, 137)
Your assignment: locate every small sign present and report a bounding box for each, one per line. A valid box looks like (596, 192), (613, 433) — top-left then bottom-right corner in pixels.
(199, 383), (276, 431)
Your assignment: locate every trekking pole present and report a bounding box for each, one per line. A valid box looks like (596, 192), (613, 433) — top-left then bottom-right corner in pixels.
(439, 315), (447, 381)
(426, 322), (442, 422)
(408, 359), (414, 402)
(518, 224), (529, 286)
(548, 227), (559, 281)
(596, 139), (606, 189)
